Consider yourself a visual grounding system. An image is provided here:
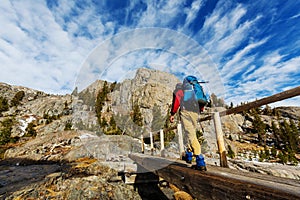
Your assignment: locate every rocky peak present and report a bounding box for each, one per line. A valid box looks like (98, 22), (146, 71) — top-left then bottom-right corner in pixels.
(109, 68), (180, 126)
(133, 68), (180, 89)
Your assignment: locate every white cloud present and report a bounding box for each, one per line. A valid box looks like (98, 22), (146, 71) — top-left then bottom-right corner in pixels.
(224, 49), (300, 106)
(0, 1), (99, 94)
(197, 0), (263, 67)
(181, 0), (204, 30)
(136, 0), (185, 27)
(221, 39), (268, 80)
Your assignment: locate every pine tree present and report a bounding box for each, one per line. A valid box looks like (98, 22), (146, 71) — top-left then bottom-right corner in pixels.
(132, 103), (143, 127)
(25, 122), (37, 137)
(100, 117), (108, 128)
(271, 121), (281, 149)
(105, 115), (122, 135)
(253, 113), (266, 146)
(95, 81), (110, 123)
(271, 147), (277, 158)
(0, 96), (9, 115)
(64, 120), (73, 131)
(0, 118), (15, 144)
(262, 105), (272, 115)
(278, 119), (299, 163)
(277, 151), (288, 164)
(288, 119), (299, 153)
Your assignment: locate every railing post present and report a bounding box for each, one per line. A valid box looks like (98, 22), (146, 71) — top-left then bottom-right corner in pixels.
(141, 134), (144, 154)
(213, 112), (228, 167)
(150, 132), (154, 155)
(160, 129), (164, 151)
(177, 123), (184, 159)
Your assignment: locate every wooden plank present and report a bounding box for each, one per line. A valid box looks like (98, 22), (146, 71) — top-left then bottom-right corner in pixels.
(129, 153), (300, 200)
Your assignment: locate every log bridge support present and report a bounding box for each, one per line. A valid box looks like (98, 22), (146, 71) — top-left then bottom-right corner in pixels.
(129, 153), (300, 200)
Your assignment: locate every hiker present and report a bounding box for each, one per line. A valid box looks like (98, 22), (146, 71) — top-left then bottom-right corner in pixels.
(169, 76), (207, 171)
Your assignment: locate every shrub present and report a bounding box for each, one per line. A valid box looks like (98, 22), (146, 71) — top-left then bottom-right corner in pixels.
(64, 120), (73, 131)
(25, 122), (37, 137)
(0, 118), (15, 145)
(0, 96), (9, 113)
(10, 91), (25, 107)
(227, 145), (235, 159)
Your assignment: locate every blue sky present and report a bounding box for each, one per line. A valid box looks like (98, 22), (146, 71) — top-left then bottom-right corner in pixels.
(0, 0), (299, 107)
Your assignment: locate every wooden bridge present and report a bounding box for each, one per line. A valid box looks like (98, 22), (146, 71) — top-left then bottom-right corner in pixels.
(128, 86), (300, 200)
(129, 153), (300, 200)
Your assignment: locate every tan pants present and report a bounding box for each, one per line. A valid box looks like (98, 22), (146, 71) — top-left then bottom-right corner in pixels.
(180, 110), (201, 155)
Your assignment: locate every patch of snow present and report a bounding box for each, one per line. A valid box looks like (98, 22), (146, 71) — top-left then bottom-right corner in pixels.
(79, 133), (98, 139)
(18, 115), (36, 137)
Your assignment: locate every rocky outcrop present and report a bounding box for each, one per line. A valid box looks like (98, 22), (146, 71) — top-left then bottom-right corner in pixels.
(0, 157), (142, 200)
(0, 82), (47, 102)
(229, 159), (300, 180)
(277, 106), (300, 120)
(1, 129), (175, 199)
(110, 68), (180, 126)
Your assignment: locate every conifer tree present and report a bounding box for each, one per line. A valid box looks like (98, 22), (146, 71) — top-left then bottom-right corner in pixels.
(0, 96), (9, 114)
(288, 119), (299, 153)
(271, 121), (281, 149)
(95, 81), (110, 123)
(271, 146), (277, 158)
(253, 113), (266, 145)
(25, 122), (37, 137)
(132, 103), (143, 127)
(0, 118), (14, 144)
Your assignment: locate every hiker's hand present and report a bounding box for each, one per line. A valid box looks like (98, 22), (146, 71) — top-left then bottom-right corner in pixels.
(170, 115), (175, 123)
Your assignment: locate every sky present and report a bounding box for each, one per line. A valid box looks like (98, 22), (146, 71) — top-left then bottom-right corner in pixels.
(0, 0), (300, 107)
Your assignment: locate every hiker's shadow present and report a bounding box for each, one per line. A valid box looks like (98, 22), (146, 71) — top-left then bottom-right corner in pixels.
(0, 158), (66, 199)
(134, 164), (169, 200)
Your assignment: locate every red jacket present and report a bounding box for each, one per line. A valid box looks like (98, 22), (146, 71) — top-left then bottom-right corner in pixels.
(170, 89), (184, 116)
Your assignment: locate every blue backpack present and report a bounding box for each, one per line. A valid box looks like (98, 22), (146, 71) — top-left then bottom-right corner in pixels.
(182, 75), (208, 109)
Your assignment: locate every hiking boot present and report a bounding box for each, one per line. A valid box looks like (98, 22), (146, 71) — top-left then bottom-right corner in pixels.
(184, 150), (193, 164)
(195, 154), (206, 171)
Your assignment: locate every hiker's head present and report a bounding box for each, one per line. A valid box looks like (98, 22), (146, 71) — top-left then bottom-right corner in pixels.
(175, 83), (183, 90)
